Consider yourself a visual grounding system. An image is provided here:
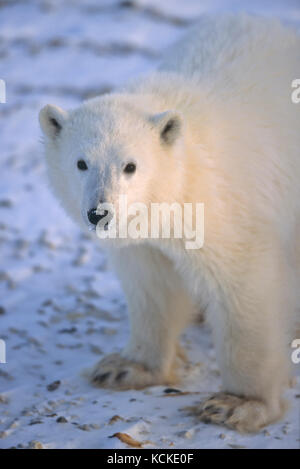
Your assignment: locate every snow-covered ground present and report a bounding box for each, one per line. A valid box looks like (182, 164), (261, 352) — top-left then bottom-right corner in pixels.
(0, 0), (299, 449)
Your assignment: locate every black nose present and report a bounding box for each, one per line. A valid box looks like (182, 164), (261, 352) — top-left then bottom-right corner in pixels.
(87, 208), (108, 225)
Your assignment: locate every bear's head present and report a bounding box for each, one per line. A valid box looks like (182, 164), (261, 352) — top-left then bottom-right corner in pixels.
(39, 94), (187, 243)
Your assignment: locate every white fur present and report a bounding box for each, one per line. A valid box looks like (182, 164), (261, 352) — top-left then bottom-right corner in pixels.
(39, 14), (300, 432)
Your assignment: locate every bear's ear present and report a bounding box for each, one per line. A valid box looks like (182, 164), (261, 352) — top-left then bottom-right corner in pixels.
(39, 104), (68, 139)
(151, 111), (182, 146)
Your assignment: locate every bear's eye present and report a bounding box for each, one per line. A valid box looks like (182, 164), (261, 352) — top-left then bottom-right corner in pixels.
(77, 159), (88, 171)
(124, 162), (136, 174)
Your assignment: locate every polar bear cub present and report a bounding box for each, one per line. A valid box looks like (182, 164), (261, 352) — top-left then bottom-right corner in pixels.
(39, 15), (300, 432)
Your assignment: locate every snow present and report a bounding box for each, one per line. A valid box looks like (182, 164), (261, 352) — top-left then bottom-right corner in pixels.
(0, 0), (299, 449)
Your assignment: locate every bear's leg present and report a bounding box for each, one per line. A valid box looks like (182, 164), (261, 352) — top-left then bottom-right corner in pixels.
(193, 246), (293, 432)
(90, 245), (193, 389)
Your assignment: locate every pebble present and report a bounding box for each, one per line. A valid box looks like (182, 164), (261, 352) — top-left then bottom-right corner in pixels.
(9, 419), (19, 429)
(0, 199), (13, 208)
(56, 416), (68, 423)
(58, 327), (77, 334)
(28, 440), (44, 449)
(90, 344), (103, 355)
(0, 394), (9, 404)
(89, 423), (100, 429)
(109, 415), (124, 425)
(164, 388), (181, 394)
(282, 425), (290, 435)
(78, 424), (91, 431)
(29, 419), (43, 425)
(47, 380), (61, 392)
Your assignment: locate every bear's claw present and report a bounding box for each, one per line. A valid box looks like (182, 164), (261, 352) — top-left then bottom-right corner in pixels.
(90, 353), (164, 390)
(186, 392), (280, 433)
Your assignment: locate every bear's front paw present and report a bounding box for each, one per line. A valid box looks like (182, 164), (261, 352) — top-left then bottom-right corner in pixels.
(187, 392), (282, 433)
(90, 353), (165, 390)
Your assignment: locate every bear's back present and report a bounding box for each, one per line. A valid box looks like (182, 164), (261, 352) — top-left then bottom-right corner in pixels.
(159, 14), (299, 88)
